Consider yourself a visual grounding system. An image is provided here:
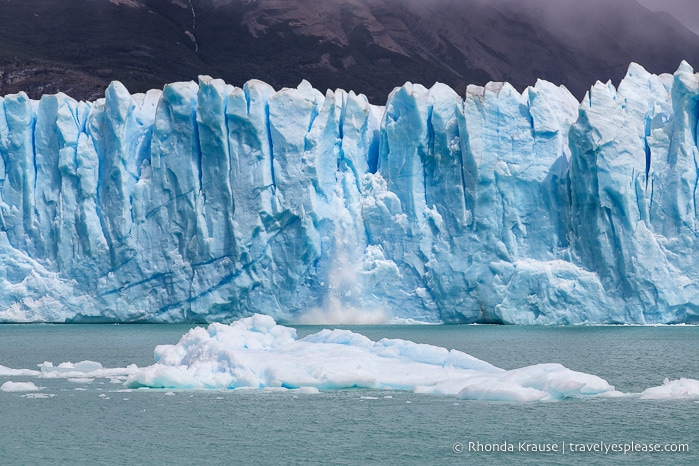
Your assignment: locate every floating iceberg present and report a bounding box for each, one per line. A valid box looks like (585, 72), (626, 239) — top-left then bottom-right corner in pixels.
(1, 63), (699, 324)
(1, 315), (698, 401)
(1, 381), (41, 392)
(123, 314), (618, 401)
(0, 365), (41, 377)
(640, 378), (699, 400)
(38, 361), (137, 380)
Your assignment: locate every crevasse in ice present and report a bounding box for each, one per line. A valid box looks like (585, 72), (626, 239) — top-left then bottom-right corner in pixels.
(0, 62), (698, 324)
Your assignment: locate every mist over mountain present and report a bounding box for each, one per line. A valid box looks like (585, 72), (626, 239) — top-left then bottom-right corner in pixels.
(1, 0), (698, 102)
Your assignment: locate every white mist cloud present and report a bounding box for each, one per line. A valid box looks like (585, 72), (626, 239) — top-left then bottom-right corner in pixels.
(637, 0), (699, 34)
(290, 298), (390, 325)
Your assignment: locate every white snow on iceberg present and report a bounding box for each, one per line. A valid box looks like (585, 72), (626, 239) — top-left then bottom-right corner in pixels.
(1, 381), (41, 392)
(640, 378), (699, 400)
(38, 360), (138, 380)
(1, 315), (696, 401)
(0, 365), (41, 377)
(123, 315), (618, 401)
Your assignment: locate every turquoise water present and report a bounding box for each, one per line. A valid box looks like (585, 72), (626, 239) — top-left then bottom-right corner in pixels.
(0, 324), (697, 465)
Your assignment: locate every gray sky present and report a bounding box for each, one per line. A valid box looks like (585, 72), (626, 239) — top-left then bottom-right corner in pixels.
(637, 0), (699, 35)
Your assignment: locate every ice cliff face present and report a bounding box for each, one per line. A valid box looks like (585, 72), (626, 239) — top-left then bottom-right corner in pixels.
(1, 62), (698, 324)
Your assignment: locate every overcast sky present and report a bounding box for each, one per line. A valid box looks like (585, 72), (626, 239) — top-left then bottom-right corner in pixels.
(637, 0), (699, 35)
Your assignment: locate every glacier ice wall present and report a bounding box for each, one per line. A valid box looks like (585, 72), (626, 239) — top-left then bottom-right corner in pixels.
(1, 63), (698, 324)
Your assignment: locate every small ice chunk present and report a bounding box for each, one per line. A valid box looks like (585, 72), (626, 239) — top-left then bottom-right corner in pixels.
(21, 393), (56, 399)
(38, 361), (138, 379)
(0, 365), (41, 377)
(640, 378), (699, 400)
(1, 381), (41, 392)
(67, 378), (94, 384)
(297, 387), (320, 395)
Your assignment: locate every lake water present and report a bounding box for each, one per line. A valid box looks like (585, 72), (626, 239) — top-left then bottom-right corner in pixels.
(0, 324), (697, 465)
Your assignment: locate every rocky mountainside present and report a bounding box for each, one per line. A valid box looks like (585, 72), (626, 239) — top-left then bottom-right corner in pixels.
(1, 0), (698, 102)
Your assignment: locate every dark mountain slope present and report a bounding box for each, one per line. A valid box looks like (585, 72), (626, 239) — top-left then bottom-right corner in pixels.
(1, 0), (698, 102)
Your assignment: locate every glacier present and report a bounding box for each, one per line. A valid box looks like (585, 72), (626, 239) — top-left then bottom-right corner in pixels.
(1, 62), (699, 324)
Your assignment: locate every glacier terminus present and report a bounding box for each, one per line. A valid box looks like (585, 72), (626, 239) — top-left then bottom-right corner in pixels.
(1, 62), (699, 324)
